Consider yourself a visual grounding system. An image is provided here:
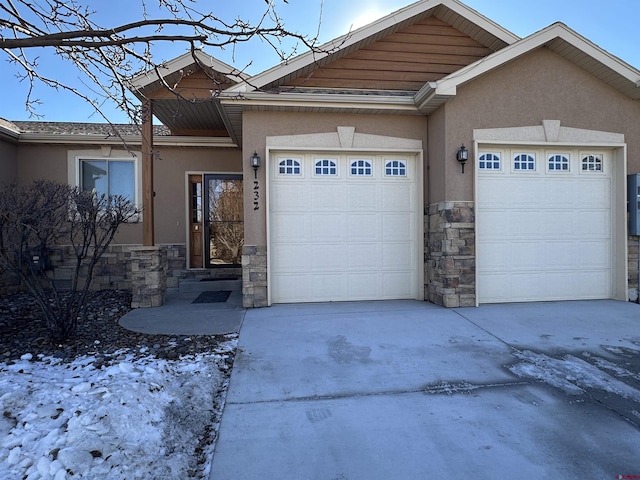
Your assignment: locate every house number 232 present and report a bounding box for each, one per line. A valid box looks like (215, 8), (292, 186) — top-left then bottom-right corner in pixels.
(253, 180), (260, 210)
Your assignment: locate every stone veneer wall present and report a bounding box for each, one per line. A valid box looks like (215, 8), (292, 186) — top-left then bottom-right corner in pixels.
(426, 201), (476, 308)
(242, 245), (267, 308)
(129, 246), (167, 308)
(628, 236), (639, 302)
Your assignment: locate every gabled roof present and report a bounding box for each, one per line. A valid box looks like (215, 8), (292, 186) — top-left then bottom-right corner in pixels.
(414, 22), (640, 113)
(129, 50), (250, 98)
(226, 0), (519, 93)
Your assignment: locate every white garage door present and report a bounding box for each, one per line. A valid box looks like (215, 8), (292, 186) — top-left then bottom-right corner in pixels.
(477, 147), (613, 303)
(269, 152), (419, 303)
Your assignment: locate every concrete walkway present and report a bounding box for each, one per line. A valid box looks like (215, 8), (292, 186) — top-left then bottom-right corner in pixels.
(118, 288), (245, 335)
(210, 300), (640, 479)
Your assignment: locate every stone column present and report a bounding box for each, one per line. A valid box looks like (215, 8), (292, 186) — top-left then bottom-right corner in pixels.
(426, 201), (476, 307)
(242, 245), (267, 308)
(129, 246), (167, 308)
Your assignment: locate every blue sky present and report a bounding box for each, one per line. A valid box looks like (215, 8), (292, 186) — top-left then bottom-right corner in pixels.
(2, 0), (638, 123)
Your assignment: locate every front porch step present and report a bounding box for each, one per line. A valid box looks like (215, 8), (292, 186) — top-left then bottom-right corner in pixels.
(178, 277), (241, 294)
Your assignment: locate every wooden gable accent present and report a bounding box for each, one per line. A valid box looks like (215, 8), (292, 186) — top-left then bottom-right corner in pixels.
(284, 17), (494, 91)
(148, 69), (235, 100)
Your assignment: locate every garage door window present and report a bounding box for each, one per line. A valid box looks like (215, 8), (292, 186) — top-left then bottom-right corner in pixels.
(314, 159), (338, 176)
(548, 154), (570, 172)
(385, 160), (407, 176)
(350, 160), (373, 176)
(581, 154), (603, 172)
(279, 158), (302, 175)
(479, 153), (501, 170)
(513, 153), (535, 171)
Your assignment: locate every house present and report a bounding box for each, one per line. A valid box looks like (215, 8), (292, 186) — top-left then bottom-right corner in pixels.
(1, 0), (639, 308)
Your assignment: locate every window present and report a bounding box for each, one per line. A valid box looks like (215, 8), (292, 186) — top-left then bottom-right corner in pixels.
(479, 153), (501, 170)
(279, 158), (301, 175)
(315, 159), (337, 176)
(385, 160), (406, 176)
(79, 159), (135, 201)
(548, 154), (570, 171)
(513, 154), (535, 171)
(581, 154), (603, 172)
(350, 159), (372, 176)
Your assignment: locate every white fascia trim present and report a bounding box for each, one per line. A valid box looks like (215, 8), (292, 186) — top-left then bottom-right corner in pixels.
(219, 91), (419, 113)
(16, 133), (237, 148)
(129, 50), (250, 91)
(436, 23), (640, 97)
(0, 124), (20, 141)
(227, 0), (519, 94)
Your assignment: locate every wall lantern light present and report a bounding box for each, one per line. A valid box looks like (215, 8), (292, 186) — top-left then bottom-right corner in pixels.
(456, 144), (469, 173)
(250, 151), (261, 179)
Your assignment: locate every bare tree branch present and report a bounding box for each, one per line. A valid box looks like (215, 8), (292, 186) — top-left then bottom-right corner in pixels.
(1, 0), (326, 123)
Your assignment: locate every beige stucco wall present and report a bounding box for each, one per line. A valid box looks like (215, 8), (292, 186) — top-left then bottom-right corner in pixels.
(153, 146), (242, 244)
(242, 110), (429, 245)
(431, 47), (640, 202)
(12, 142), (241, 245)
(0, 137), (18, 183)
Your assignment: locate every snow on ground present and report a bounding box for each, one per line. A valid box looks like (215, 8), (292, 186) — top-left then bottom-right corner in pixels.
(507, 349), (640, 401)
(0, 336), (236, 480)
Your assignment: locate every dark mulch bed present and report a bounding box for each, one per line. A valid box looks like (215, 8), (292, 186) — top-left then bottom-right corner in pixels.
(0, 290), (235, 366)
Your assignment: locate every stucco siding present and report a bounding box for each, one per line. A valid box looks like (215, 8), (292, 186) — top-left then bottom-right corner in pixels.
(441, 47), (640, 200)
(153, 146), (242, 244)
(0, 138), (17, 183)
(241, 110), (429, 246)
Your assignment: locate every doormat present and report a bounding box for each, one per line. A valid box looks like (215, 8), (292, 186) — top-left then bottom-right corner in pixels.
(192, 290), (232, 304)
(199, 276), (239, 282)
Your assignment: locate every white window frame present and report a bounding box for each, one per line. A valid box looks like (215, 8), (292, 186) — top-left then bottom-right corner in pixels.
(313, 158), (338, 177)
(547, 153), (571, 173)
(277, 158), (303, 176)
(580, 153), (604, 173)
(385, 160), (407, 177)
(512, 152), (536, 172)
(68, 148), (141, 211)
(478, 152), (502, 171)
(349, 158), (373, 177)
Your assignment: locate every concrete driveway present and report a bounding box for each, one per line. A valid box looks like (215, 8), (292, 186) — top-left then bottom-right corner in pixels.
(209, 300), (640, 479)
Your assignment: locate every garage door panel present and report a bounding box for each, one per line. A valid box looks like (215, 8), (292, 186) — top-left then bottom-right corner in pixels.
(347, 214), (379, 240)
(272, 214), (309, 242)
(544, 241), (578, 269)
(382, 214), (413, 240)
(508, 242), (547, 269)
(578, 240), (611, 267)
(382, 184), (414, 211)
(271, 184), (308, 211)
(545, 210), (576, 237)
(312, 274), (348, 301)
(577, 210), (610, 237)
(311, 183), (346, 210)
(348, 273), (381, 299)
(478, 273), (511, 302)
(382, 272), (414, 298)
(273, 244), (310, 272)
(273, 274), (312, 303)
(382, 242), (414, 269)
(311, 214), (346, 241)
(578, 180), (610, 207)
(347, 244), (380, 269)
(579, 271), (611, 297)
(347, 184), (380, 209)
(311, 244), (347, 270)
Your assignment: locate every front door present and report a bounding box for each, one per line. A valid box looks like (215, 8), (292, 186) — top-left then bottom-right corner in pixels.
(188, 173), (243, 269)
